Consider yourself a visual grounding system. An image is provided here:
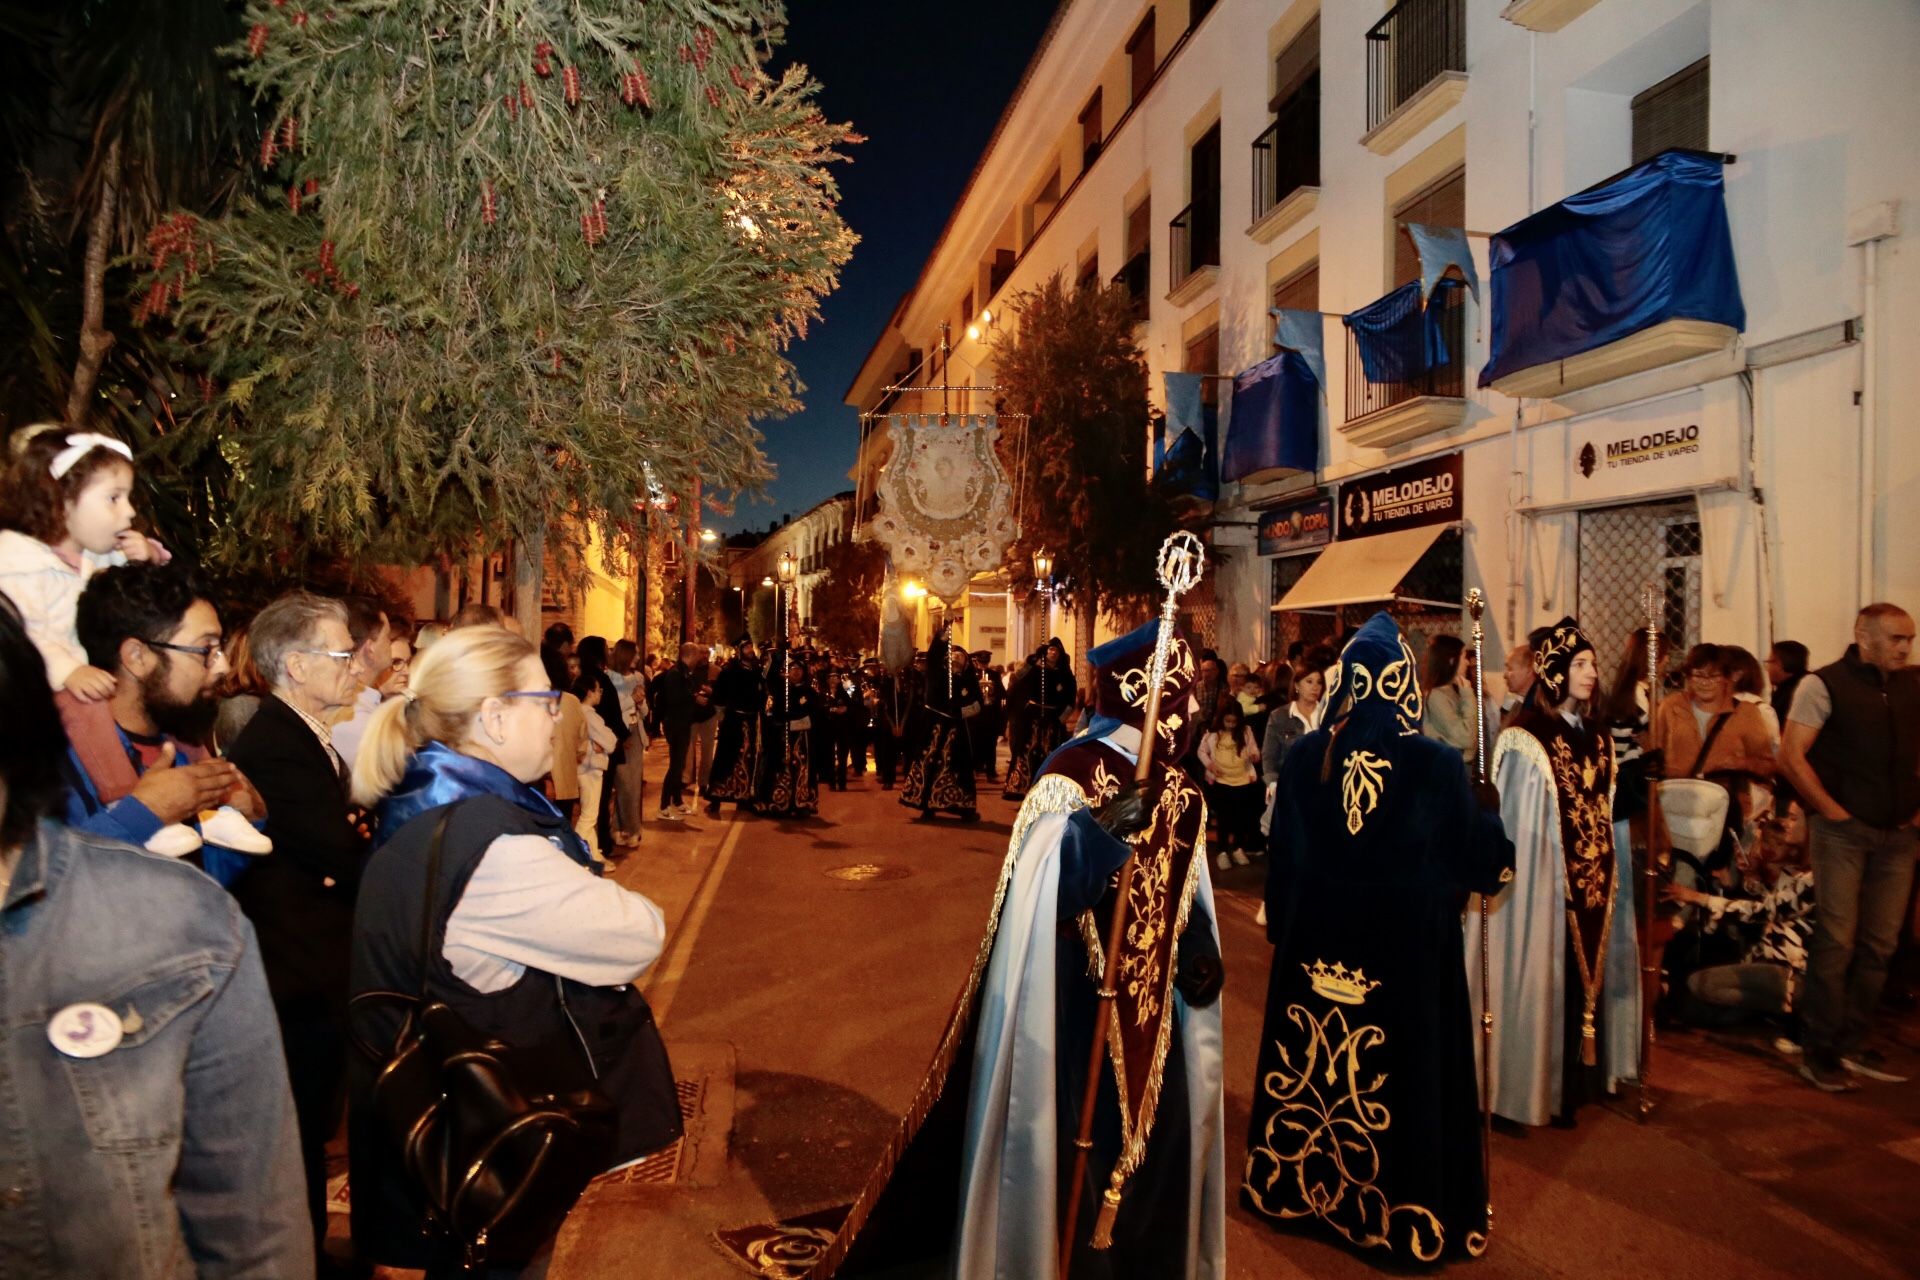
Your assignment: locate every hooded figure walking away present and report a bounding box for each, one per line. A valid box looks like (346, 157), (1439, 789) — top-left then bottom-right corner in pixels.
(1003, 637), (1076, 800)
(704, 639), (763, 816)
(1245, 613), (1512, 1263)
(716, 621), (1226, 1280)
(901, 628), (982, 822)
(1468, 617), (1642, 1126)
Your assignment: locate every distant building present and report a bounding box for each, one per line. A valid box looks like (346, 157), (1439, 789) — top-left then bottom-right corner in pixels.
(849, 0), (1920, 671)
(729, 492), (856, 639)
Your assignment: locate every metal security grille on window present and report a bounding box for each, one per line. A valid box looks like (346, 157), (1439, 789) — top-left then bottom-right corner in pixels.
(1179, 572), (1220, 655)
(1577, 499), (1702, 676)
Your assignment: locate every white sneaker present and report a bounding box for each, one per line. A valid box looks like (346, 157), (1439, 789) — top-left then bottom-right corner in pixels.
(1255, 902), (1268, 928)
(1214, 851), (1231, 871)
(657, 809), (683, 822)
(145, 823), (203, 858)
(200, 804), (272, 854)
(676, 803), (697, 816)
(1231, 848), (1250, 867)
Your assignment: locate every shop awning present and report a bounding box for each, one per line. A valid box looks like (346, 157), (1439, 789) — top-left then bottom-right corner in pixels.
(1271, 524), (1449, 612)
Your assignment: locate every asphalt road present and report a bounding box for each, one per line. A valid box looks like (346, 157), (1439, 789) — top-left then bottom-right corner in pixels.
(541, 744), (1920, 1280)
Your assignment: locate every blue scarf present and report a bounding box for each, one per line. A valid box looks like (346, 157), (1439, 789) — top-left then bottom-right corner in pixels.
(374, 740), (583, 858)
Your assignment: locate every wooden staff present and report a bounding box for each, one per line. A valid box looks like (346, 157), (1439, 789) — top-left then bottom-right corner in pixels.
(1637, 585), (1662, 1118)
(1059, 531), (1205, 1276)
(1467, 587), (1494, 1242)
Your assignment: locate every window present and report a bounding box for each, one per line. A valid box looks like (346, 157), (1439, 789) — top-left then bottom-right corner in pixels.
(1185, 325), (1220, 408)
(1392, 167), (1465, 288)
(1271, 264), (1320, 341)
(1077, 254), (1100, 293)
(1080, 89), (1104, 167)
(988, 249), (1016, 298)
(1177, 121), (1221, 279)
(1127, 198), (1152, 259)
(1189, 0), (1217, 27)
(1632, 58), (1709, 164)
(1128, 11), (1157, 106)
(1255, 17), (1320, 221)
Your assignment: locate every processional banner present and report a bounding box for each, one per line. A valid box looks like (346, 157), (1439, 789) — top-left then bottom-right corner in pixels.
(869, 414), (1017, 604)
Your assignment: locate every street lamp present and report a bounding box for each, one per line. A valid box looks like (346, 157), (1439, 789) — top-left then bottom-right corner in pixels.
(1031, 549), (1053, 581)
(700, 527), (719, 544)
(900, 580), (927, 600)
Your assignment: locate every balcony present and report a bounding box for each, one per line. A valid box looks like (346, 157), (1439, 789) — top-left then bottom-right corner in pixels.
(1342, 282), (1469, 449)
(1500, 0), (1604, 32)
(1480, 150), (1744, 402)
(1111, 250), (1150, 322)
(1166, 202), (1220, 305)
(1361, 0), (1467, 156)
(1249, 97), (1320, 243)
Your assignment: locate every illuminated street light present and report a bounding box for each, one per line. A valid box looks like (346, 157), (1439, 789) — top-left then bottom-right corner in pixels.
(700, 527), (719, 543)
(777, 550), (796, 583)
(1032, 549), (1053, 581)
(901, 580), (927, 600)
(761, 575), (775, 587)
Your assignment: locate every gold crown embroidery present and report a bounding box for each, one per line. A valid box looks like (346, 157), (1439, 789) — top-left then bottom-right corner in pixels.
(1302, 959), (1383, 1005)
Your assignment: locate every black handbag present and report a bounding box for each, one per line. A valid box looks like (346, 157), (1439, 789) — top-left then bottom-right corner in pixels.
(349, 810), (619, 1271)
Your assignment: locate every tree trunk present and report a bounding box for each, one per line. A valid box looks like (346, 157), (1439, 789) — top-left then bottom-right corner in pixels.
(1075, 592), (1097, 701)
(66, 135), (121, 426)
(681, 476), (700, 644)
(514, 526), (544, 639)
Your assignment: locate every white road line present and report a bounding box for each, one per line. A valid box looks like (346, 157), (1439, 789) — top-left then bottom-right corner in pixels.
(643, 813), (747, 1026)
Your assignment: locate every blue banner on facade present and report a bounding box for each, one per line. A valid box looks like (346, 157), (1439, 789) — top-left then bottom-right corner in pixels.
(1222, 351), (1318, 484)
(1480, 149), (1745, 388)
(1406, 222), (1480, 303)
(1269, 308), (1327, 391)
(1344, 281), (1458, 384)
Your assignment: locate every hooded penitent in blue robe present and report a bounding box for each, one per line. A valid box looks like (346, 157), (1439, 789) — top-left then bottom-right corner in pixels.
(1247, 613), (1513, 1263)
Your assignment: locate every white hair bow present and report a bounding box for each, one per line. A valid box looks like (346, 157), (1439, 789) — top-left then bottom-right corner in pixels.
(49, 433), (133, 480)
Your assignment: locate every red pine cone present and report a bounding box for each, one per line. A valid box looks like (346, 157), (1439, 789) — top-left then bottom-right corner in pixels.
(551, 350), (564, 372)
(288, 184), (302, 213)
(482, 181), (497, 225)
(563, 65), (580, 106)
(504, 91), (518, 120)
(729, 65), (748, 89)
(678, 43), (692, 63)
(520, 81), (534, 110)
(281, 115), (298, 150)
(304, 178), (318, 196)
(706, 84), (722, 108)
(342, 282), (360, 300)
(248, 24), (269, 57)
(259, 131), (278, 167)
(534, 41), (553, 77)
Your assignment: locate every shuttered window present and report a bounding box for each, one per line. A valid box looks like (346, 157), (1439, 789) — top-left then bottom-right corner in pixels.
(1186, 326), (1220, 407)
(1128, 12), (1157, 105)
(1392, 168), (1465, 288)
(1632, 58), (1709, 164)
(1271, 264), (1320, 349)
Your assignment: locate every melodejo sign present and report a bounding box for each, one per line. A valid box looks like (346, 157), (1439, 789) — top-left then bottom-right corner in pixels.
(1337, 452), (1462, 539)
(1566, 391), (1727, 505)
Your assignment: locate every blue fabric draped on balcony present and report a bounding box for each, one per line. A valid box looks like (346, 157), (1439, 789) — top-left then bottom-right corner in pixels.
(1479, 149), (1745, 388)
(1344, 279), (1459, 383)
(1156, 371), (1218, 505)
(1222, 351), (1318, 484)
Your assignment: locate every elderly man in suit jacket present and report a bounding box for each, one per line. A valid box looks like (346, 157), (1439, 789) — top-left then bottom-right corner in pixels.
(225, 590), (367, 1270)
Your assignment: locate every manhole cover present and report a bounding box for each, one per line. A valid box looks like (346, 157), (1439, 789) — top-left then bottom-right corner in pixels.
(825, 862), (912, 883)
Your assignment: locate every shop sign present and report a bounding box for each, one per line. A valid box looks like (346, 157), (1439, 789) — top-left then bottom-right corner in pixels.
(1337, 452), (1462, 539)
(1257, 496), (1334, 556)
(1566, 390), (1728, 504)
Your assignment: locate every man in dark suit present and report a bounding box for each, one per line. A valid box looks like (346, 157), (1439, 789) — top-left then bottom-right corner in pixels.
(652, 642), (705, 818)
(225, 591), (367, 1272)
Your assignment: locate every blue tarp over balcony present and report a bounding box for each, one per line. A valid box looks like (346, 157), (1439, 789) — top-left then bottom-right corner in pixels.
(1222, 351), (1318, 485)
(1479, 149), (1744, 389)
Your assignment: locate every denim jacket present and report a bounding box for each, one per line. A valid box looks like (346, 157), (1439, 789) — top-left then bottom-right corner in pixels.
(0, 820), (311, 1278)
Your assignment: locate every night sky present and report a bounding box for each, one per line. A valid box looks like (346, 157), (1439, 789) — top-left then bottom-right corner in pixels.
(717, 1), (1061, 535)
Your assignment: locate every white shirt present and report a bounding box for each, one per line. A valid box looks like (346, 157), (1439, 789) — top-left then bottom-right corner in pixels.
(0, 529), (127, 687)
(444, 833), (667, 993)
(330, 686), (384, 771)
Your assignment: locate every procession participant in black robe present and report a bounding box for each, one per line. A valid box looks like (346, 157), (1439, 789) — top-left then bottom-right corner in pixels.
(704, 639), (763, 817)
(1004, 638), (1076, 799)
(1002, 648), (1040, 784)
(755, 647), (819, 818)
(968, 650), (1007, 781)
(901, 629), (981, 822)
(872, 659), (916, 790)
(821, 664), (857, 791)
(1246, 613), (1512, 1264)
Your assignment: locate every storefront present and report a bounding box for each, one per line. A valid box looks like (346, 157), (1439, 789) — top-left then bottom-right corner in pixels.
(1269, 452), (1465, 662)
(1513, 380), (1754, 672)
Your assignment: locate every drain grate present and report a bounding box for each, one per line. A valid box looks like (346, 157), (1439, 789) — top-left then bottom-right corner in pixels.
(596, 1076), (704, 1186)
(824, 862), (912, 883)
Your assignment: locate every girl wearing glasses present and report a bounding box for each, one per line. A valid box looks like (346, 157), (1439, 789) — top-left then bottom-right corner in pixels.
(345, 624), (679, 1273)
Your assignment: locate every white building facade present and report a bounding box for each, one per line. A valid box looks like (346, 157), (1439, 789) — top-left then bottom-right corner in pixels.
(847, 0), (1920, 675)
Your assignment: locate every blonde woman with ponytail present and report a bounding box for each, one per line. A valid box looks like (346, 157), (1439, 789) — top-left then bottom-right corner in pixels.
(344, 625), (682, 1273)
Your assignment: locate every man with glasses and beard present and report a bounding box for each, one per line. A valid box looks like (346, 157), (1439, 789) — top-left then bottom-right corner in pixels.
(61, 562), (267, 860)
